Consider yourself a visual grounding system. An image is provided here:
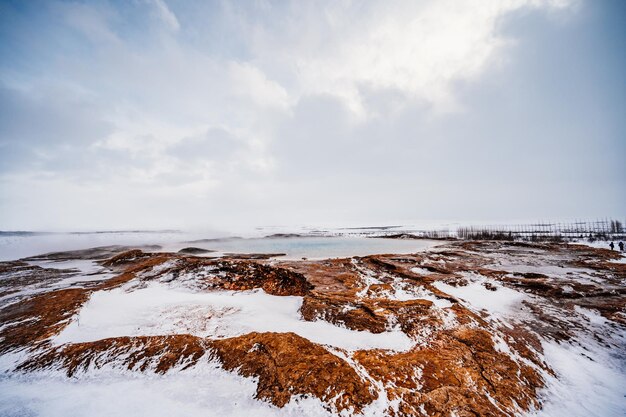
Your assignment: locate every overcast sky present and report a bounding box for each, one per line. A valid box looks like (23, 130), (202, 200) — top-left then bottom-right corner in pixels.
(0, 0), (624, 232)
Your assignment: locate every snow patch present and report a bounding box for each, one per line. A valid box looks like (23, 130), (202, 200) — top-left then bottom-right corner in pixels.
(409, 267), (433, 275)
(54, 283), (413, 352)
(383, 282), (452, 308)
(432, 273), (526, 315)
(531, 338), (626, 417)
(0, 360), (335, 417)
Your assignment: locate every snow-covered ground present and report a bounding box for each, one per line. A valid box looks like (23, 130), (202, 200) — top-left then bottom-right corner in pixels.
(0, 259), (116, 308)
(0, 360), (337, 417)
(2, 336), (624, 417)
(54, 283), (413, 352)
(533, 335), (626, 417)
(1, 239), (624, 417)
(432, 272), (527, 315)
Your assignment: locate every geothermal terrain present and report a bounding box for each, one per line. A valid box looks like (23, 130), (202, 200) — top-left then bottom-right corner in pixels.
(0, 237), (624, 417)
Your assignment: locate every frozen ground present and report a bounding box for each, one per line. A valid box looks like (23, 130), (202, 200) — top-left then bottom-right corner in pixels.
(0, 259), (116, 307)
(54, 283), (413, 352)
(432, 272), (527, 315)
(532, 335), (626, 417)
(0, 361), (336, 417)
(0, 240), (624, 417)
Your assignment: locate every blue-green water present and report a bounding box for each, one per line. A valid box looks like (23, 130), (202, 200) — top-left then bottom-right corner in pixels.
(0, 231), (443, 261)
(169, 236), (442, 259)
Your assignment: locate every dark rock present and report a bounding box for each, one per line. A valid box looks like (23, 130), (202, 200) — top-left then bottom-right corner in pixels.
(177, 247), (215, 255)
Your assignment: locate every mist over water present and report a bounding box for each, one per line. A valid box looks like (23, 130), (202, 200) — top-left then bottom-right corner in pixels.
(0, 229), (443, 261)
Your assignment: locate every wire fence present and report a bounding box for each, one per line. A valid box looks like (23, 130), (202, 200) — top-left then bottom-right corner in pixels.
(405, 219), (626, 242)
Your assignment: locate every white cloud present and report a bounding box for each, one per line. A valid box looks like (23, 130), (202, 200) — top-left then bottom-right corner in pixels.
(149, 0), (180, 31)
(5, 0), (617, 232)
(245, 0), (573, 116)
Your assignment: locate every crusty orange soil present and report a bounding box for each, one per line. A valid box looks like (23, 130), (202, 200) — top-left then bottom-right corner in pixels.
(211, 332), (377, 411)
(0, 288), (91, 353)
(2, 241), (624, 416)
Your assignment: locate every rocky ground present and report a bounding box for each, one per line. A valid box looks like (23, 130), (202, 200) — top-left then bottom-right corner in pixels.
(0, 241), (624, 416)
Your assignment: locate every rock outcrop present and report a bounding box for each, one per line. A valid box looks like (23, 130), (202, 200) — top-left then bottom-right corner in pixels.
(1, 241), (624, 416)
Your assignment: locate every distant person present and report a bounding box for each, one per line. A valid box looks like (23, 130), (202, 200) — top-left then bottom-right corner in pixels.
(609, 241), (614, 250)
(619, 241), (624, 252)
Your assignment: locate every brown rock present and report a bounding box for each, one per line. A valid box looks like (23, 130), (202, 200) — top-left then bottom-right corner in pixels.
(210, 332), (377, 411)
(18, 335), (208, 376)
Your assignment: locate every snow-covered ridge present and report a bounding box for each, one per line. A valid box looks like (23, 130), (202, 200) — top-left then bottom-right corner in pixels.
(54, 283), (413, 352)
(0, 240), (624, 417)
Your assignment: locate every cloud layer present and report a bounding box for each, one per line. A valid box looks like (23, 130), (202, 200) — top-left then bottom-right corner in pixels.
(0, 0), (623, 231)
